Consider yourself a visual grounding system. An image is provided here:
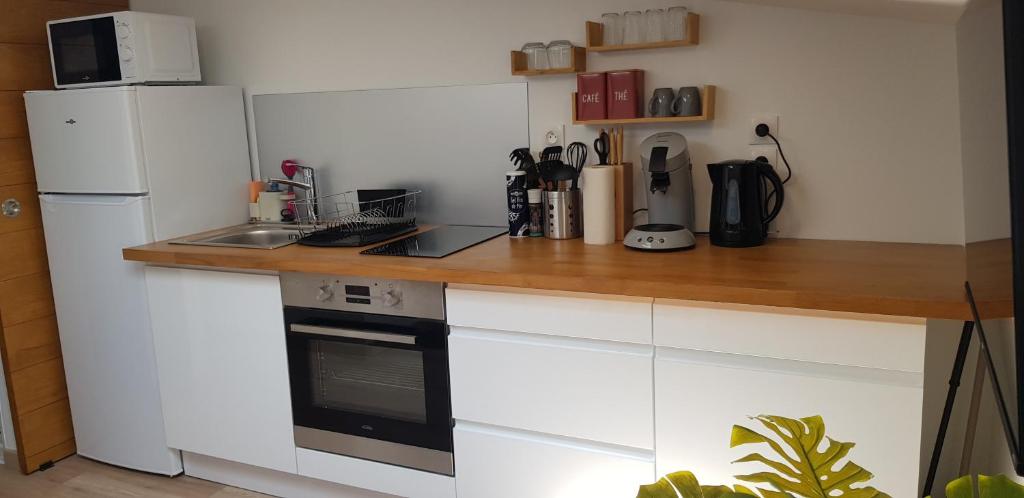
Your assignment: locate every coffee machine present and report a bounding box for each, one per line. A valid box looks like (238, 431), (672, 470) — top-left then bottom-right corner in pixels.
(624, 132), (696, 251)
(707, 159), (785, 247)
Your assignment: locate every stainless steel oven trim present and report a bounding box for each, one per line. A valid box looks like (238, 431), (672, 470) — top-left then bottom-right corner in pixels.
(289, 324), (417, 345)
(295, 426), (454, 476)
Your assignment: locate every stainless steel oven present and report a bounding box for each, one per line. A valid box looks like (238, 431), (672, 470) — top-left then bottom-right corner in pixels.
(281, 273), (452, 476)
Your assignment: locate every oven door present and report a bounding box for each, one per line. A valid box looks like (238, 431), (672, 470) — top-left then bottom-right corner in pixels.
(285, 306), (453, 475)
(48, 16), (122, 87)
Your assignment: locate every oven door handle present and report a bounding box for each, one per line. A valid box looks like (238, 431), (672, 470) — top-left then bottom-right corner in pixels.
(289, 324), (418, 345)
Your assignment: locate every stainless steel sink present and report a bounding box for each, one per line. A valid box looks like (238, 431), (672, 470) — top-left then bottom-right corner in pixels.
(171, 224), (303, 249)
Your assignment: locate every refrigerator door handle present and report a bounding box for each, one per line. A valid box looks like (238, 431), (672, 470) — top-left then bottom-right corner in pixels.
(39, 194), (147, 206)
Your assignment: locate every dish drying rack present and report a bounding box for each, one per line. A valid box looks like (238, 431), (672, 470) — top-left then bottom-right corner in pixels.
(292, 190), (420, 247)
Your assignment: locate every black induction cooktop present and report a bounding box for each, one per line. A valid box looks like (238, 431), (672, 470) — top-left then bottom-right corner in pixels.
(360, 225), (506, 258)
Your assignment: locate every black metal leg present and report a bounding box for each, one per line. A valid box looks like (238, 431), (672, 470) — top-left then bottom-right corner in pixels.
(922, 321), (975, 498)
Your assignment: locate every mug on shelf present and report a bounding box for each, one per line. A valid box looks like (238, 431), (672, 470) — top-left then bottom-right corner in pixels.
(649, 88), (676, 117)
(672, 86), (702, 117)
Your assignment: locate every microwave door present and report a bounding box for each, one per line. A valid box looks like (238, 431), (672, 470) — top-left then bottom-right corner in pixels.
(49, 17), (121, 87)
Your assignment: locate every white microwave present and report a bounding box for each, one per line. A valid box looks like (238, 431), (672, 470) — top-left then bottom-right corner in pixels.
(47, 11), (201, 89)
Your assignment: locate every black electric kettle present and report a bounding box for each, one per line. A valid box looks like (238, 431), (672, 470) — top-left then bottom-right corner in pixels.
(707, 159), (785, 247)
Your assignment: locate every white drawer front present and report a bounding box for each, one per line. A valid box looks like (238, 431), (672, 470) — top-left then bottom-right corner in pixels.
(296, 448), (455, 498)
(653, 299), (927, 372)
(654, 348), (923, 498)
(446, 285), (652, 344)
(454, 423), (655, 498)
(450, 327), (654, 449)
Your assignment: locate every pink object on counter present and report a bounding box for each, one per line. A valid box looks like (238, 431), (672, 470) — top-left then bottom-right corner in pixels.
(281, 159), (300, 179)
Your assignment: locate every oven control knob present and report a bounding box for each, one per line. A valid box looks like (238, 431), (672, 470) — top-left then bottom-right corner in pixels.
(316, 284), (334, 302)
(120, 47), (135, 62)
(381, 289), (401, 307)
(116, 25), (132, 39)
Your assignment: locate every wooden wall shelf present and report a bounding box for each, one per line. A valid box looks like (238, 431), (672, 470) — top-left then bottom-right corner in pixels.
(572, 85), (716, 125)
(511, 47), (586, 76)
(586, 13), (700, 52)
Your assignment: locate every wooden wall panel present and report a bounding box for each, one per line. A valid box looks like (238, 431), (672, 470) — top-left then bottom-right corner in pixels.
(0, 45), (51, 91)
(1, 316), (60, 371)
(0, 139), (35, 187)
(0, 91), (29, 139)
(17, 398), (74, 461)
(0, 273), (55, 328)
(10, 358), (66, 416)
(0, 0), (127, 474)
(0, 228), (48, 282)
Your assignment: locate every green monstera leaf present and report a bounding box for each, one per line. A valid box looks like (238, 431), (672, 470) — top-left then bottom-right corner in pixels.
(935, 475), (1024, 498)
(730, 415), (891, 498)
(637, 470), (762, 498)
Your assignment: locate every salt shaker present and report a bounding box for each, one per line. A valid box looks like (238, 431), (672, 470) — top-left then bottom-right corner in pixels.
(527, 189), (543, 237)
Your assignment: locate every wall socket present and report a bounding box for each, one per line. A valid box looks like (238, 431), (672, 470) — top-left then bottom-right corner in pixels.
(544, 125), (564, 146)
(750, 145), (778, 167)
(750, 114), (779, 145)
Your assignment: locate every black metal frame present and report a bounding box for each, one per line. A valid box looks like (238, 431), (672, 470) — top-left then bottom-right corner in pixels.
(922, 283), (1022, 497)
(1003, 0), (1024, 473)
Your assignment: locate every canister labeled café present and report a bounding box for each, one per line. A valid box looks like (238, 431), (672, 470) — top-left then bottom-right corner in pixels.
(506, 170), (530, 237)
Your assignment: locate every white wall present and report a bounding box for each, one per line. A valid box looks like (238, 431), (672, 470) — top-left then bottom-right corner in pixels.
(131, 0), (965, 244)
(957, 0), (1010, 244)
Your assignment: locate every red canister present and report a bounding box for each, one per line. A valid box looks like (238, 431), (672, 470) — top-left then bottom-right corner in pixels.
(606, 69), (645, 119)
(576, 72), (607, 121)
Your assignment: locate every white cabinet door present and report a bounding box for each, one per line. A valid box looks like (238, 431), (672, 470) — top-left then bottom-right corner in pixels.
(446, 285), (653, 344)
(454, 422), (655, 498)
(24, 87), (148, 194)
(145, 267), (297, 474)
(450, 327), (654, 449)
(655, 347), (923, 497)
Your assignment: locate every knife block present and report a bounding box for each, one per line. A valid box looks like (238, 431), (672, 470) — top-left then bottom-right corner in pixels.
(612, 162), (633, 240)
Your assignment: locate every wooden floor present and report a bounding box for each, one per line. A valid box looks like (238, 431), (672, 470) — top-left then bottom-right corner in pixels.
(0, 455), (269, 497)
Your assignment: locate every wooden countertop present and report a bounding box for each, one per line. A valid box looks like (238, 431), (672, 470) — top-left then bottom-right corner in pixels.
(122, 226), (988, 320)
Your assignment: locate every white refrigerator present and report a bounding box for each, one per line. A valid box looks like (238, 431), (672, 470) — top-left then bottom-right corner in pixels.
(24, 86), (252, 475)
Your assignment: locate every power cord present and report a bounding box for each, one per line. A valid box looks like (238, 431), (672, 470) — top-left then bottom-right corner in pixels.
(754, 124), (792, 216)
(754, 123), (792, 185)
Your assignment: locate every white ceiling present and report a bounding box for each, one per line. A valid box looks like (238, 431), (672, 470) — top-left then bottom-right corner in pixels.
(718, 0), (972, 24)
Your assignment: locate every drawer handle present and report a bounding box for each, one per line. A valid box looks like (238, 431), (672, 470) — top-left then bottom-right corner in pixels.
(2, 198), (21, 218)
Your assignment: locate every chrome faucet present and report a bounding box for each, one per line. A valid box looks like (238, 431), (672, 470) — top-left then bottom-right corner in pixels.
(268, 164), (318, 222)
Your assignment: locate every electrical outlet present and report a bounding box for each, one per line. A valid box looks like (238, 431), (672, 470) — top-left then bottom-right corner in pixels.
(545, 125), (564, 146)
(750, 114), (779, 145)
(751, 146), (777, 167)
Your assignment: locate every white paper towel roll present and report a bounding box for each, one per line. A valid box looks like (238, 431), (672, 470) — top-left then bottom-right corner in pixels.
(582, 165), (616, 245)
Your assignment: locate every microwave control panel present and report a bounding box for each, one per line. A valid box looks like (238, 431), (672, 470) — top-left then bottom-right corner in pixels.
(280, 272), (444, 321)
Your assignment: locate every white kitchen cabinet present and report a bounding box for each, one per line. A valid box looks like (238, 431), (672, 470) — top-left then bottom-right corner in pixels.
(296, 448), (455, 498)
(655, 349), (923, 496)
(449, 327), (654, 449)
(145, 267), (297, 474)
(446, 285), (653, 344)
(454, 422), (655, 498)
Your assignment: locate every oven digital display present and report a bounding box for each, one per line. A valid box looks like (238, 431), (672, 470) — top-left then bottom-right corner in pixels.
(345, 285), (371, 297)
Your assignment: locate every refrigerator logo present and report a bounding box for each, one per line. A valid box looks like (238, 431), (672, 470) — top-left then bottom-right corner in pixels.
(64, 119), (76, 125)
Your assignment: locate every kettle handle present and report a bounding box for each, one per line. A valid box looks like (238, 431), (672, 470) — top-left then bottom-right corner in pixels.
(760, 163), (785, 225)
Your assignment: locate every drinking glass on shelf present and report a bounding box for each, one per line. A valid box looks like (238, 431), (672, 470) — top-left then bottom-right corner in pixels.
(521, 42), (548, 71)
(601, 12), (623, 46)
(645, 9), (666, 43)
(666, 6), (688, 41)
(623, 11), (645, 45)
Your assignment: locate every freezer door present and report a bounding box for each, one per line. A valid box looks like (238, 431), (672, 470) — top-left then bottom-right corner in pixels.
(25, 88), (148, 194)
(38, 194), (182, 475)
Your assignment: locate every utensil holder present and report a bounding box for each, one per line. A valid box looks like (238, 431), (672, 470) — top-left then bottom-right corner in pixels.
(543, 190), (583, 240)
